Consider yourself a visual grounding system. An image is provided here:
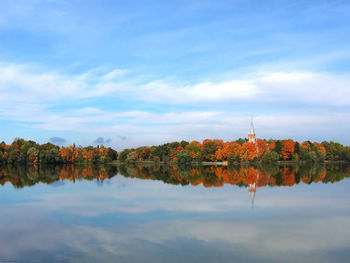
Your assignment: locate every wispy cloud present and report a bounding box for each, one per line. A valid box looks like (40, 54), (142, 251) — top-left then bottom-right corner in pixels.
(1, 62), (349, 106)
(0, 62), (128, 103)
(140, 71), (350, 106)
(1, 61), (349, 146)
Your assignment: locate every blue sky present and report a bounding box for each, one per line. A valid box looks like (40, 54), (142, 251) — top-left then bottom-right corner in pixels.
(0, 0), (350, 149)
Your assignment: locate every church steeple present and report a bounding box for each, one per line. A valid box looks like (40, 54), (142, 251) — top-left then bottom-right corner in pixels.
(250, 115), (255, 135)
(248, 116), (256, 143)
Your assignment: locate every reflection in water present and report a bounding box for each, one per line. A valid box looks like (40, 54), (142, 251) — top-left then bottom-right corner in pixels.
(1, 164), (349, 189)
(0, 164), (350, 262)
(0, 165), (118, 188)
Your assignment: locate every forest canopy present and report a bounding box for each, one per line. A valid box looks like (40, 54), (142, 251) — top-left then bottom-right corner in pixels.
(0, 138), (117, 165)
(119, 139), (350, 164)
(1, 137), (349, 165)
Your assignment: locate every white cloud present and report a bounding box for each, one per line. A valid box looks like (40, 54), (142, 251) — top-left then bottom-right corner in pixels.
(140, 79), (257, 103)
(1, 101), (349, 147)
(139, 71), (350, 106)
(1, 61), (350, 106)
(101, 69), (128, 81)
(256, 71), (350, 106)
(1, 61), (350, 145)
(0, 63), (126, 103)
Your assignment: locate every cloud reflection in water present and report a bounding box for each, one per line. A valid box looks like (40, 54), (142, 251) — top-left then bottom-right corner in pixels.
(0, 166), (349, 262)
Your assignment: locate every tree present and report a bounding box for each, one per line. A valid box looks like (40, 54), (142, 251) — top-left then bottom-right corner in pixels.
(27, 147), (39, 164)
(345, 147), (350, 161)
(256, 139), (267, 159)
(236, 138), (248, 145)
(281, 140), (295, 160)
(202, 139), (218, 161)
(180, 140), (189, 149)
(273, 140), (282, 158)
(227, 153), (235, 164)
(126, 151), (137, 164)
(185, 141), (202, 160)
(177, 150), (192, 166)
(322, 141), (345, 161)
(119, 149), (131, 162)
(294, 142), (300, 156)
(262, 151), (279, 163)
(107, 147), (118, 161)
(7, 149), (21, 164)
(241, 142), (257, 161)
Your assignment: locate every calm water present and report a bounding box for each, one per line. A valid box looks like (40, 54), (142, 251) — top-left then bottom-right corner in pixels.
(1, 164), (350, 263)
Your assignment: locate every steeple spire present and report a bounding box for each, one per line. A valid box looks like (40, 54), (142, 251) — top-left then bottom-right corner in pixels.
(250, 115), (255, 135)
(248, 115), (256, 143)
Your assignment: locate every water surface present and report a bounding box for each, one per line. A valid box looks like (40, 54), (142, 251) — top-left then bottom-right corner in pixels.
(1, 164), (350, 262)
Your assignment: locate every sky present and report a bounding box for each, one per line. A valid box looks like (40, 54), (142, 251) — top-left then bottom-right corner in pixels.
(0, 0), (350, 149)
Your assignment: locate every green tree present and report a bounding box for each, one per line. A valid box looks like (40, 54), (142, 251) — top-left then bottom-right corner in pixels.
(236, 138), (248, 145)
(119, 149), (131, 162)
(126, 151), (137, 164)
(294, 142), (300, 156)
(274, 140), (282, 157)
(262, 151), (279, 163)
(202, 140), (218, 161)
(27, 147), (39, 163)
(7, 149), (21, 164)
(177, 150), (192, 166)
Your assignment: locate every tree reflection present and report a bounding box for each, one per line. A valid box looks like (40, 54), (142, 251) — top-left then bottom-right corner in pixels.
(0, 164), (349, 189)
(0, 165), (118, 188)
(118, 164), (350, 189)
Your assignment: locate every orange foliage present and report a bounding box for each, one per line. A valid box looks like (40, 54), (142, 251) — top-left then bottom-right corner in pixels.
(185, 141), (202, 159)
(241, 142), (257, 161)
(281, 140), (295, 160)
(301, 141), (311, 150)
(256, 139), (267, 158)
(314, 142), (326, 154)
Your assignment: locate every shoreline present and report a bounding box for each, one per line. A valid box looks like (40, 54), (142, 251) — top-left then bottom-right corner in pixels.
(111, 160), (349, 166)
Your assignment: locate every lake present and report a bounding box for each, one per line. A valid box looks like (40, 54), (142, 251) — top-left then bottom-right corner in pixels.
(1, 164), (350, 262)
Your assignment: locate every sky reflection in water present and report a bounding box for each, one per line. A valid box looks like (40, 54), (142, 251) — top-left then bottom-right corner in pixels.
(0, 165), (350, 263)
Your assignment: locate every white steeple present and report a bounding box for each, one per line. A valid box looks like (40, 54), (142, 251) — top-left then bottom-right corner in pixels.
(249, 115), (255, 135)
(248, 116), (256, 143)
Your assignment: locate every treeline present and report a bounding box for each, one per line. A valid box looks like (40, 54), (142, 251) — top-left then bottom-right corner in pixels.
(119, 139), (350, 164)
(1, 138), (350, 166)
(0, 138), (118, 165)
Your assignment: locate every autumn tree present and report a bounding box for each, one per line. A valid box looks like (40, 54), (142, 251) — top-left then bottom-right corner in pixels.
(256, 139), (267, 159)
(281, 140), (295, 160)
(241, 142), (257, 161)
(202, 139), (219, 161)
(185, 141), (202, 160)
(177, 150), (192, 166)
